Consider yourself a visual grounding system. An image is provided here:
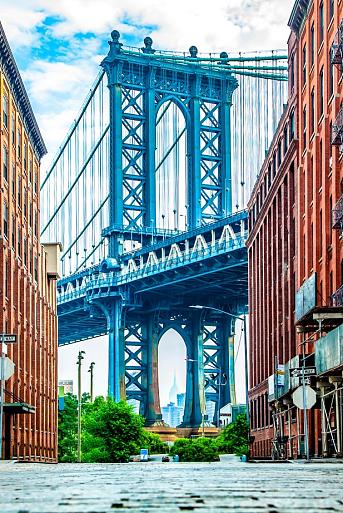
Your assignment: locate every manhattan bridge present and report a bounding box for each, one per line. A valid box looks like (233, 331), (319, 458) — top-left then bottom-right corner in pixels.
(41, 31), (288, 427)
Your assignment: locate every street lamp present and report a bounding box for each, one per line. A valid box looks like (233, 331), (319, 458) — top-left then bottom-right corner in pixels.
(189, 305), (249, 427)
(88, 362), (95, 403)
(77, 350), (85, 463)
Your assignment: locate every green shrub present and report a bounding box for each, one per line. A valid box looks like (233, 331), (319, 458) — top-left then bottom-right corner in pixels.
(170, 437), (219, 462)
(141, 431), (167, 454)
(216, 414), (249, 457)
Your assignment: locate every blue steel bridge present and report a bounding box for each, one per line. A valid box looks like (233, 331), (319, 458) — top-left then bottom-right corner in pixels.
(42, 31), (288, 427)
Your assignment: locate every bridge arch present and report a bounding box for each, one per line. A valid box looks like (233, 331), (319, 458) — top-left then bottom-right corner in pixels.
(157, 327), (188, 427)
(155, 99), (188, 232)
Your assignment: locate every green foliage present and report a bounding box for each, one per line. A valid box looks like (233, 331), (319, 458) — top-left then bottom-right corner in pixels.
(58, 394), (78, 462)
(141, 431), (167, 454)
(170, 437), (219, 462)
(216, 414), (249, 456)
(81, 398), (145, 463)
(58, 394), (151, 463)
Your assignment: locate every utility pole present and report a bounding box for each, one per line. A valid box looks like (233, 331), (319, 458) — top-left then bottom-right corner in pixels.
(88, 362), (95, 402)
(77, 350), (85, 463)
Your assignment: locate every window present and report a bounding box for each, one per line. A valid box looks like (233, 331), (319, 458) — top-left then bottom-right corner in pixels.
(11, 215), (15, 248)
(277, 140), (282, 167)
(34, 209), (38, 237)
(289, 110), (295, 140)
(23, 142), (27, 171)
(267, 163), (272, 188)
(329, 64), (334, 98)
(310, 23), (315, 66)
(330, 122), (333, 158)
(309, 156), (313, 201)
(23, 236), (27, 267)
(319, 2), (324, 44)
(34, 167), (38, 194)
(311, 88), (315, 134)
(11, 164), (15, 196)
(5, 260), (8, 298)
(290, 55), (295, 90)
(283, 125), (288, 154)
(29, 202), (32, 228)
(3, 201), (8, 238)
(11, 113), (15, 146)
(302, 44), (307, 85)
(34, 256), (38, 282)
(303, 106), (307, 149)
(330, 0), (334, 20)
(17, 227), (21, 257)
(3, 95), (8, 129)
(24, 187), (27, 218)
(17, 129), (21, 159)
(3, 145), (8, 181)
(319, 66), (324, 117)
(29, 159), (33, 183)
(272, 152), (277, 176)
(18, 176), (21, 207)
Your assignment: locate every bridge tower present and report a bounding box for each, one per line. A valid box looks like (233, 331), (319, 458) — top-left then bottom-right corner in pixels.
(98, 31), (238, 425)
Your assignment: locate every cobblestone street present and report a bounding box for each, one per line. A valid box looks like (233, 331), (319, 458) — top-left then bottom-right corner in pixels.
(1, 459), (343, 512)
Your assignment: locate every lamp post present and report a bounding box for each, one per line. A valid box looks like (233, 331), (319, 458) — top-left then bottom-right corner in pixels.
(77, 350), (85, 463)
(189, 305), (249, 427)
(88, 362), (95, 403)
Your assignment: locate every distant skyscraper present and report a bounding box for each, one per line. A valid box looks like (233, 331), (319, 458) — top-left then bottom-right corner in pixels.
(169, 373), (179, 404)
(177, 393), (185, 408)
(161, 402), (183, 427)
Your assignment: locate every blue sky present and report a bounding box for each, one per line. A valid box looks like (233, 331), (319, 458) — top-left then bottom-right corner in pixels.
(1, 0), (294, 170)
(0, 0), (294, 403)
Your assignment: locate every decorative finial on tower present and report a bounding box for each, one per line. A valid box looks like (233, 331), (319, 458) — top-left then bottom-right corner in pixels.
(219, 51), (229, 65)
(109, 30), (123, 54)
(142, 36), (155, 54)
(189, 46), (198, 58)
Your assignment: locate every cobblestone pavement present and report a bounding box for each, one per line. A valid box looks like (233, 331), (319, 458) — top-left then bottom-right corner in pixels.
(1, 458), (343, 512)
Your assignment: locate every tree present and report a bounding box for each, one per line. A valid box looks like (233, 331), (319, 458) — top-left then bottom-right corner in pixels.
(81, 398), (146, 463)
(216, 413), (249, 456)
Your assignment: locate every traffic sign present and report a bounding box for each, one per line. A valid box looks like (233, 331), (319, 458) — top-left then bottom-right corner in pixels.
(0, 334), (17, 344)
(292, 385), (317, 410)
(290, 366), (316, 378)
(0, 357), (15, 380)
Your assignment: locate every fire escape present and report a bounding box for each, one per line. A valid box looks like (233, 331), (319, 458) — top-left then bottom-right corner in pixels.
(331, 20), (343, 70)
(331, 20), (343, 157)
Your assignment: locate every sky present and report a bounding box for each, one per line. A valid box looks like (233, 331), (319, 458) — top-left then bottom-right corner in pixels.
(0, 0), (294, 408)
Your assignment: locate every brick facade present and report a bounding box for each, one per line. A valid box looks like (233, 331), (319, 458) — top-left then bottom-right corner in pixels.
(0, 23), (58, 461)
(247, 0), (343, 459)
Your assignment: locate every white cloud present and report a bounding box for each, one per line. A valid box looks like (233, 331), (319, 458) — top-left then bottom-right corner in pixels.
(1, 0), (294, 166)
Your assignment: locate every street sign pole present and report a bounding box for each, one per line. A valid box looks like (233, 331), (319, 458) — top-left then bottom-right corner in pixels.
(0, 334), (6, 460)
(302, 339), (310, 461)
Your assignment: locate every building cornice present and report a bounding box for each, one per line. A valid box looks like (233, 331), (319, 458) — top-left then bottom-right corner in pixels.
(0, 22), (47, 160)
(288, 0), (311, 35)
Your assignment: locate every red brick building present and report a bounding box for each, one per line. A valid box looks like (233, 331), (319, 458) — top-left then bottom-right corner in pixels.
(0, 23), (60, 461)
(247, 29), (298, 458)
(248, 0), (343, 459)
